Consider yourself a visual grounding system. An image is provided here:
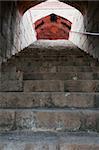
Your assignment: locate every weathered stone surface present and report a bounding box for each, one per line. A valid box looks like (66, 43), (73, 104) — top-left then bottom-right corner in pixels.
(64, 80), (99, 92)
(23, 72), (99, 80)
(0, 131), (99, 150)
(0, 80), (23, 92)
(18, 63), (99, 73)
(24, 80), (99, 92)
(0, 109), (99, 132)
(0, 92), (98, 108)
(60, 144), (99, 150)
(1, 68), (23, 81)
(24, 80), (64, 92)
(0, 111), (15, 131)
(0, 40), (99, 149)
(0, 142), (99, 150)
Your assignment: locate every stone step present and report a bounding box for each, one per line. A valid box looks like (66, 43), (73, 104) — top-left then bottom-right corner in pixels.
(0, 131), (99, 150)
(17, 49), (91, 56)
(0, 80), (23, 92)
(2, 66), (99, 81)
(3, 61), (99, 72)
(14, 45), (98, 63)
(0, 92), (99, 108)
(15, 56), (98, 65)
(24, 80), (99, 92)
(3, 55), (99, 70)
(23, 72), (99, 80)
(12, 46), (94, 57)
(17, 65), (99, 73)
(15, 56), (96, 64)
(4, 61), (98, 75)
(0, 108), (99, 132)
(2, 56), (99, 68)
(24, 80), (64, 92)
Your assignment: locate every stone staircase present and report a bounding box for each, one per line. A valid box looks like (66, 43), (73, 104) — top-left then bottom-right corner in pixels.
(0, 40), (99, 150)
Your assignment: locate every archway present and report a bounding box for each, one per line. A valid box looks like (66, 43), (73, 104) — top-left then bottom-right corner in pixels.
(0, 0), (99, 61)
(17, 0), (87, 15)
(35, 13), (72, 40)
(22, 0), (84, 50)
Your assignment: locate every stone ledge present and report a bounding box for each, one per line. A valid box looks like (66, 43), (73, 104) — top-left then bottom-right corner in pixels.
(0, 92), (99, 108)
(0, 108), (99, 132)
(0, 131), (99, 150)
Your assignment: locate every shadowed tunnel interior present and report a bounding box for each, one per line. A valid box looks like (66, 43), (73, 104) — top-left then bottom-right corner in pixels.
(0, 0), (99, 61)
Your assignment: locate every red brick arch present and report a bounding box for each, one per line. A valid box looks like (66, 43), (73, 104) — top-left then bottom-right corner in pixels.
(35, 14), (72, 40)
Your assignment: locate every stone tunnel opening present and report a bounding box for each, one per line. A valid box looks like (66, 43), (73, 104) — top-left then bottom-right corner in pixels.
(22, 0), (82, 41)
(0, 0), (99, 61)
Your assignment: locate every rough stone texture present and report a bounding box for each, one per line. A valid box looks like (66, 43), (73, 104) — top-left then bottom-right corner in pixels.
(0, 40), (99, 149)
(60, 144), (99, 150)
(0, 1), (36, 62)
(2, 40), (99, 93)
(0, 92), (99, 109)
(0, 109), (99, 132)
(24, 80), (64, 92)
(23, 72), (99, 80)
(0, 131), (99, 150)
(70, 1), (99, 60)
(23, 80), (99, 92)
(0, 80), (23, 92)
(64, 80), (99, 92)
(0, 132), (99, 150)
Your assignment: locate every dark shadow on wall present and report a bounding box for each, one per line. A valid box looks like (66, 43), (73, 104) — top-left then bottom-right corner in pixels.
(0, 1), (18, 61)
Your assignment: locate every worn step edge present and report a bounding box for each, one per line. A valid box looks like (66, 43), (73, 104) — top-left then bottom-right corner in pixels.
(0, 108), (99, 112)
(23, 80), (99, 92)
(23, 72), (99, 80)
(0, 92), (99, 108)
(0, 131), (99, 144)
(0, 108), (99, 132)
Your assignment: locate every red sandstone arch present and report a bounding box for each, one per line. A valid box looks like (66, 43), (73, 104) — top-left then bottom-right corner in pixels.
(17, 0), (87, 15)
(35, 14), (72, 40)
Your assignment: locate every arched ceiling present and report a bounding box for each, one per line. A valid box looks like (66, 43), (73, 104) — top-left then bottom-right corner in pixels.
(17, 0), (45, 15)
(29, 1), (77, 24)
(17, 0), (88, 15)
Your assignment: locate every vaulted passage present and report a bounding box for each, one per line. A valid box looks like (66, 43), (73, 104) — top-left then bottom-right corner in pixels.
(0, 1), (99, 150)
(0, 0), (99, 61)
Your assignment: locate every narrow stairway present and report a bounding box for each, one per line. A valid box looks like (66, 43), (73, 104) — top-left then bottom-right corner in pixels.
(0, 40), (99, 150)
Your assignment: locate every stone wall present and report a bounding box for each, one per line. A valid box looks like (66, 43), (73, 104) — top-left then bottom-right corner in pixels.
(69, 10), (84, 49)
(19, 10), (36, 52)
(86, 2), (99, 58)
(70, 2), (99, 59)
(0, 1), (36, 63)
